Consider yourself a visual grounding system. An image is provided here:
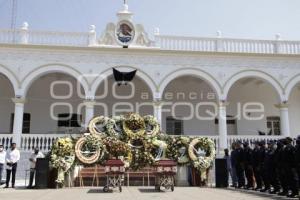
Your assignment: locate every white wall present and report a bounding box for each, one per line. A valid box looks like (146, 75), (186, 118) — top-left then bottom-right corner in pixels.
(161, 76), (217, 135)
(94, 76), (154, 117)
(227, 80), (280, 135)
(161, 76), (284, 136)
(25, 74), (84, 134)
(288, 86), (300, 138)
(0, 74), (14, 133)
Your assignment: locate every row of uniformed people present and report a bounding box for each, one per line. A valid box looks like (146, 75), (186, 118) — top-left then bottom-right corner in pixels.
(224, 137), (300, 198)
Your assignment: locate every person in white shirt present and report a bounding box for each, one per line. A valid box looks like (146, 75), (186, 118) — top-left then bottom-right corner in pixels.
(5, 143), (20, 188)
(27, 147), (44, 189)
(0, 144), (6, 185)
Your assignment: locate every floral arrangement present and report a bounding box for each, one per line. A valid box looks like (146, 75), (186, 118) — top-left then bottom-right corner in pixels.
(103, 137), (130, 158)
(88, 116), (110, 136)
(50, 113), (216, 185)
(123, 113), (146, 139)
(188, 137), (216, 179)
(129, 138), (156, 170)
(106, 115), (125, 139)
(50, 137), (75, 185)
(166, 136), (191, 164)
(143, 115), (160, 136)
(75, 134), (105, 165)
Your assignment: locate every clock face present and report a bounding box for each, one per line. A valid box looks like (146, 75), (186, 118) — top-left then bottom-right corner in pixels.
(116, 20), (135, 45)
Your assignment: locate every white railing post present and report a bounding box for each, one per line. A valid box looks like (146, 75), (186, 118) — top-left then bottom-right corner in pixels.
(20, 22), (29, 44)
(215, 30), (223, 52)
(88, 25), (97, 47)
(274, 33), (282, 54)
(12, 97), (26, 147)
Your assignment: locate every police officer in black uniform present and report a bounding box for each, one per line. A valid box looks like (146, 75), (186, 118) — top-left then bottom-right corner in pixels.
(235, 141), (245, 188)
(295, 136), (300, 186)
(261, 140), (272, 192)
(282, 137), (299, 198)
(243, 142), (254, 189)
(258, 141), (267, 192)
(277, 139), (289, 196)
(252, 141), (263, 190)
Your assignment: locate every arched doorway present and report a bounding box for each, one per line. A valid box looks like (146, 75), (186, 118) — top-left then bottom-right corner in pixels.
(286, 82), (300, 137)
(25, 73), (86, 135)
(226, 77), (281, 135)
(161, 75), (218, 136)
(0, 74), (15, 134)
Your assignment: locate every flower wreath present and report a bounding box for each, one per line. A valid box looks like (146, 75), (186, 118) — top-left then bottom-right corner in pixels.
(143, 115), (160, 137)
(88, 116), (110, 136)
(166, 136), (190, 164)
(75, 134), (105, 165)
(123, 113), (146, 139)
(106, 115), (125, 139)
(188, 137), (215, 171)
(128, 137), (156, 170)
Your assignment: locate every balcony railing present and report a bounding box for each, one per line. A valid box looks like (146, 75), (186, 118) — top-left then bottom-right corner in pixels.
(0, 133), (286, 153)
(154, 35), (300, 54)
(0, 24), (299, 54)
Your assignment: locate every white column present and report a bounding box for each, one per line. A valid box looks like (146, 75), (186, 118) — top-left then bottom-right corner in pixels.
(84, 100), (96, 128)
(12, 98), (26, 147)
(218, 101), (228, 153)
(276, 103), (290, 137)
(153, 101), (162, 127)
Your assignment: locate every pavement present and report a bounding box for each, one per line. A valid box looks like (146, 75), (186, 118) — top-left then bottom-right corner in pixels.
(0, 186), (297, 200)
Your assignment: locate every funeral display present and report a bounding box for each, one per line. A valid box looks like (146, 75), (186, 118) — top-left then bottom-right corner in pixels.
(50, 113), (216, 189)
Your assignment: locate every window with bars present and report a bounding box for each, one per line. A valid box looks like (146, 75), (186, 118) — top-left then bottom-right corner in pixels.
(166, 116), (183, 135)
(266, 116), (280, 135)
(57, 113), (82, 127)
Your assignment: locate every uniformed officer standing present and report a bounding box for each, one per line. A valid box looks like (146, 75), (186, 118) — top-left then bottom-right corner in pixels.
(230, 143), (238, 188)
(243, 142), (254, 189)
(235, 141), (245, 188)
(258, 141), (267, 192)
(261, 141), (271, 192)
(266, 140), (281, 194)
(282, 137), (299, 198)
(252, 141), (263, 190)
(277, 139), (289, 196)
(295, 136), (300, 186)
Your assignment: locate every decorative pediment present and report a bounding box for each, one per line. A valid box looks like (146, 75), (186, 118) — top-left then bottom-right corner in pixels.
(98, 2), (155, 48)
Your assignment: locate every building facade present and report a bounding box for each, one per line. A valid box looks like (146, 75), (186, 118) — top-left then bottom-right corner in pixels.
(0, 3), (300, 154)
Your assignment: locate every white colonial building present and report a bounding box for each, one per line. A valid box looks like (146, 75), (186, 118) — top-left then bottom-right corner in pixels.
(0, 2), (300, 155)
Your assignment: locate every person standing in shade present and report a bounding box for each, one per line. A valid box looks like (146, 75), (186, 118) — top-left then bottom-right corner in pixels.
(252, 141), (263, 191)
(0, 145), (6, 185)
(235, 141), (245, 188)
(277, 139), (288, 196)
(27, 147), (44, 189)
(295, 136), (300, 185)
(282, 137), (299, 198)
(230, 143), (238, 188)
(261, 141), (272, 192)
(258, 141), (266, 192)
(5, 143), (20, 188)
(224, 149), (232, 187)
(243, 142), (254, 190)
(267, 140), (280, 194)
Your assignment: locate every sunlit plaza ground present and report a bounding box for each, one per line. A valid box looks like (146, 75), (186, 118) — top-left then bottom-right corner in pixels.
(0, 186), (295, 200)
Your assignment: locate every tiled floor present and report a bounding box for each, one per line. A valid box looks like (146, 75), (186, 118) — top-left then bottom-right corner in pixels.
(0, 186), (295, 200)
